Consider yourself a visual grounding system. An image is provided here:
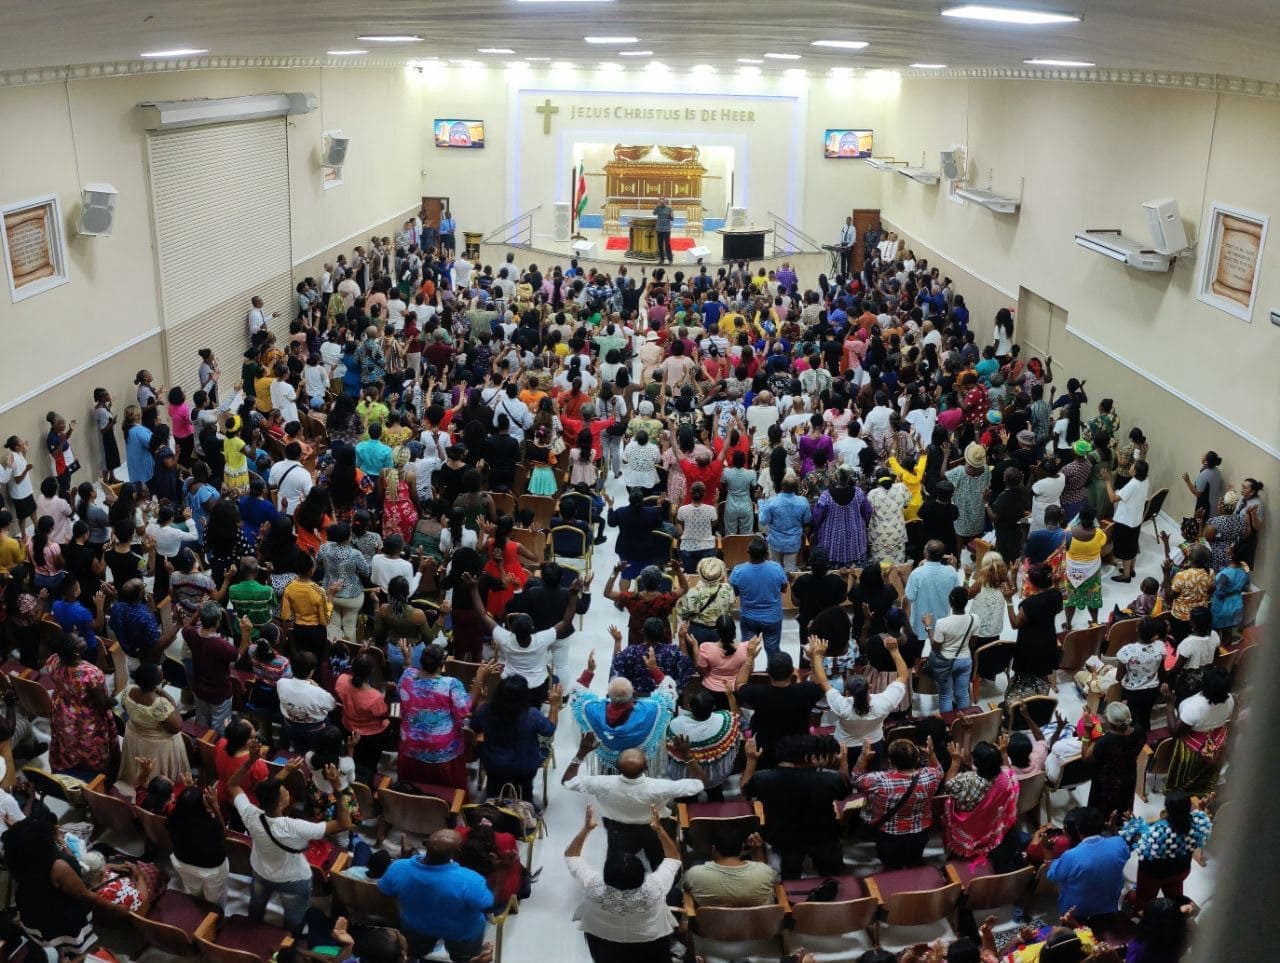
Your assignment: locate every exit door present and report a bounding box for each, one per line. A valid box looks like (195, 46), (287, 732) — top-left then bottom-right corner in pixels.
(851, 208), (880, 268)
(419, 196), (449, 253)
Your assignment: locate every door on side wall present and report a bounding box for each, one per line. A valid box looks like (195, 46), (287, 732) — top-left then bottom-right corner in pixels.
(852, 209), (879, 270)
(1016, 286), (1066, 360)
(419, 196), (449, 253)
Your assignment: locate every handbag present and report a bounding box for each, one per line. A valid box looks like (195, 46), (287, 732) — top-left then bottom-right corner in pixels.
(927, 616), (975, 675)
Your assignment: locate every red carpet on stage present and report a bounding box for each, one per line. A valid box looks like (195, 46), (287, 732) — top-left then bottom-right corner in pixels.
(604, 236), (696, 252)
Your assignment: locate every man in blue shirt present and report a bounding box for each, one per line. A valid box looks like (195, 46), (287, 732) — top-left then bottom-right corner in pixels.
(51, 580), (103, 657)
(730, 538), (789, 656)
(438, 210), (457, 255)
(378, 829), (493, 961)
(904, 540), (962, 641)
(1045, 807), (1130, 920)
(757, 476), (811, 572)
(355, 423), (394, 477)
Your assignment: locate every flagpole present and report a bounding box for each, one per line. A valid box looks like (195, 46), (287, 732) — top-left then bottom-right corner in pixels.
(569, 164), (576, 236)
(571, 161), (587, 241)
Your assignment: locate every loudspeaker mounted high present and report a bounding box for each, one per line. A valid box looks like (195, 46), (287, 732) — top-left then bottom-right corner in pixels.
(940, 151), (960, 180)
(552, 202), (572, 242)
(1141, 198), (1188, 254)
(78, 183), (118, 237)
(323, 135), (349, 168)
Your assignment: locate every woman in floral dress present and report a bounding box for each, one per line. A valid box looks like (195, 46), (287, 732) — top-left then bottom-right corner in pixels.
(866, 473), (912, 564)
(47, 633), (114, 775)
(812, 466), (874, 566)
(380, 463), (419, 543)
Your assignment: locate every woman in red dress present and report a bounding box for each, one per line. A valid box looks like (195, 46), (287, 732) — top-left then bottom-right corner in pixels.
(480, 517), (539, 617)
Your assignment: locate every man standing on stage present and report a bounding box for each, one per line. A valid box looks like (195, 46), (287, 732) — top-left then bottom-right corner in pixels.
(653, 196), (674, 265)
(438, 207), (457, 256)
(838, 216), (855, 276)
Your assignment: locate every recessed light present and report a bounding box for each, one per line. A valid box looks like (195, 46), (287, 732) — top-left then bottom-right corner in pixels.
(783, 67), (807, 77)
(448, 58), (483, 67)
(645, 60), (670, 72)
(585, 36), (638, 44)
(737, 58), (764, 65)
(829, 67), (855, 78)
(524, 57), (552, 61)
(941, 5), (1080, 25)
(551, 60), (577, 70)
(764, 52), (801, 60)
(598, 62), (623, 71)
(478, 47), (516, 54)
(356, 35), (423, 43)
(618, 50), (654, 57)
(738, 65), (762, 76)
(139, 48), (209, 58)
(327, 49), (368, 56)
(811, 40), (869, 49)
(1024, 57), (1094, 66)
(910, 62), (947, 68)
(690, 64), (717, 73)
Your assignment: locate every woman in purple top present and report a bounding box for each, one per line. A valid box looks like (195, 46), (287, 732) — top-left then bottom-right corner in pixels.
(796, 414), (834, 476)
(812, 465), (874, 565)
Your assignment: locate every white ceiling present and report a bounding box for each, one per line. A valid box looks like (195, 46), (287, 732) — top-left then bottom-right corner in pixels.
(6, 0), (1280, 85)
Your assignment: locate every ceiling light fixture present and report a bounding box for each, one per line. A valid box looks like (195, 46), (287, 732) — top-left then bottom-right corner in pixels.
(690, 64), (717, 73)
(737, 58), (764, 64)
(517, 0), (612, 3)
(1024, 57), (1094, 66)
(829, 67), (855, 78)
(327, 49), (368, 55)
(551, 60), (577, 70)
(449, 58), (483, 67)
(140, 48), (209, 58)
(783, 67), (807, 77)
(618, 50), (653, 56)
(598, 62), (623, 71)
(584, 36), (638, 44)
(811, 40), (869, 49)
(645, 60), (670, 72)
(910, 62), (947, 68)
(356, 34), (423, 42)
(738, 65), (762, 76)
(524, 56), (552, 61)
(478, 47), (516, 54)
(941, 5), (1080, 25)
(764, 52), (801, 60)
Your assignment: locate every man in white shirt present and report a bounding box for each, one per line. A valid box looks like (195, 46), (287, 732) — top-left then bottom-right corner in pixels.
(745, 393), (779, 450)
(269, 377), (299, 424)
(246, 296), (278, 340)
(0, 446), (36, 535)
(834, 432), (869, 471)
(862, 396), (895, 440)
(386, 293), (407, 330)
(338, 273), (361, 303)
(227, 735), (351, 933)
(452, 255), (475, 290)
(369, 534), (423, 593)
(921, 320), (943, 353)
(467, 575), (578, 696)
(267, 444), (312, 516)
(490, 385), (534, 444)
(838, 217), (856, 275)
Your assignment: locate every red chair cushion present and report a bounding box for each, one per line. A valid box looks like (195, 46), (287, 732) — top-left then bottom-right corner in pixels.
(148, 889), (209, 930)
(686, 800), (754, 819)
(946, 858), (994, 886)
(785, 875), (867, 902)
(869, 865), (947, 898)
(217, 915), (289, 957)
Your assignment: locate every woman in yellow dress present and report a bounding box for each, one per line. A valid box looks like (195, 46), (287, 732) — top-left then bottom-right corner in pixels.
(888, 451), (927, 521)
(1063, 505), (1108, 629)
(222, 415), (250, 495)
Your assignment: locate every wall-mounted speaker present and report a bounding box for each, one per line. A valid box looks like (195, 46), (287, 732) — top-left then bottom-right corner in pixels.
(1141, 197), (1189, 254)
(940, 151), (960, 180)
(552, 202), (572, 242)
(78, 182), (118, 237)
(323, 135), (349, 168)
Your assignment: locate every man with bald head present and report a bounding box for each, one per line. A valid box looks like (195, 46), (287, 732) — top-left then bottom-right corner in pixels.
(108, 577), (181, 661)
(378, 828), (493, 962)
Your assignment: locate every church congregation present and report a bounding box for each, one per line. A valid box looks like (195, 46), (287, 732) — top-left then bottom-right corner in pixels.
(0, 3), (1276, 963)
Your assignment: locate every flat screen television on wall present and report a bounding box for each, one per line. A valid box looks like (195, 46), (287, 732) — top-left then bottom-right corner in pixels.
(434, 119), (486, 149)
(823, 129), (874, 159)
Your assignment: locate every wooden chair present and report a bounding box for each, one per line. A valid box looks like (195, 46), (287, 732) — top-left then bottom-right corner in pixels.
(946, 861), (1037, 913)
(135, 803), (174, 862)
(195, 911), (294, 963)
(1053, 753), (1097, 791)
(1007, 695), (1058, 732)
(1141, 487), (1169, 540)
(677, 800), (764, 861)
(509, 527), (547, 563)
(721, 533), (756, 570)
(866, 865), (961, 946)
(103, 639), (130, 698)
(683, 893), (787, 962)
(1058, 625), (1105, 678)
(782, 877), (879, 956)
(649, 529), (677, 566)
(488, 491), (517, 517)
(971, 640), (1016, 700)
(1016, 770), (1047, 827)
(21, 766), (78, 804)
(83, 774), (144, 853)
(375, 775), (464, 843)
(224, 831), (254, 878)
(951, 706), (1003, 757)
(328, 852), (401, 925)
(130, 888), (209, 957)
(1103, 618), (1141, 657)
(519, 494), (557, 530)
(196, 732), (220, 780)
(445, 659), (501, 701)
(10, 672), (52, 722)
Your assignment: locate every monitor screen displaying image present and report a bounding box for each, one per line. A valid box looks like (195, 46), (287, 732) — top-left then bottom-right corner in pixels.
(434, 119), (486, 149)
(824, 128), (874, 159)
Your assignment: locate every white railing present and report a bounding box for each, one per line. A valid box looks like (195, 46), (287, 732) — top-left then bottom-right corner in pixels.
(765, 210), (823, 257)
(482, 205), (543, 247)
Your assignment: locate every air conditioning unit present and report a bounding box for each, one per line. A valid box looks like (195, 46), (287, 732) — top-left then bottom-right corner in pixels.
(866, 156), (907, 172)
(898, 166), (940, 185)
(77, 183), (118, 237)
(955, 186), (1020, 214)
(138, 92), (318, 131)
(323, 134), (349, 168)
(1141, 197), (1189, 254)
(1074, 229), (1174, 272)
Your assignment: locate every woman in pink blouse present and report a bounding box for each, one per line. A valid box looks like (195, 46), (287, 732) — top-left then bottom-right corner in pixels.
(681, 618), (758, 709)
(167, 386), (196, 468)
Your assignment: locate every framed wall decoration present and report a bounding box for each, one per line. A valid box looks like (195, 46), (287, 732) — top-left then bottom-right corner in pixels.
(1197, 202), (1269, 322)
(2, 193), (69, 303)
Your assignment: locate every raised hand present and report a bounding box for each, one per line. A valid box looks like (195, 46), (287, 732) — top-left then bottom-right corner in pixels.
(576, 731), (598, 757)
(669, 733), (692, 761)
(586, 649), (597, 673)
(744, 736), (762, 761)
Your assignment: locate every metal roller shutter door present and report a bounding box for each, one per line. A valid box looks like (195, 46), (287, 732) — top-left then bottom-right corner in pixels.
(147, 118), (293, 390)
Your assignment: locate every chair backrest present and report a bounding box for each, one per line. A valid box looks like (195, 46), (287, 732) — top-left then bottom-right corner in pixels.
(1009, 695), (1058, 730)
(21, 766), (72, 803)
(973, 640), (1016, 681)
(549, 525), (589, 559)
(378, 784), (454, 836)
(1149, 738), (1175, 777)
(224, 832), (254, 877)
(1103, 618), (1141, 656)
(330, 870), (402, 925)
(882, 880), (963, 925)
(84, 781), (140, 835)
(488, 491), (517, 517)
(954, 707), (1003, 754)
(1142, 488), (1169, 524)
(509, 528), (546, 563)
(695, 903), (787, 942)
(130, 890), (206, 956)
(680, 812), (762, 859)
(519, 494), (556, 529)
(10, 673), (52, 720)
(1016, 770), (1047, 817)
(1055, 754), (1097, 789)
(963, 864), (1037, 910)
(135, 804), (174, 860)
(721, 534), (756, 570)
(1059, 625), (1105, 672)
(790, 895), (880, 937)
